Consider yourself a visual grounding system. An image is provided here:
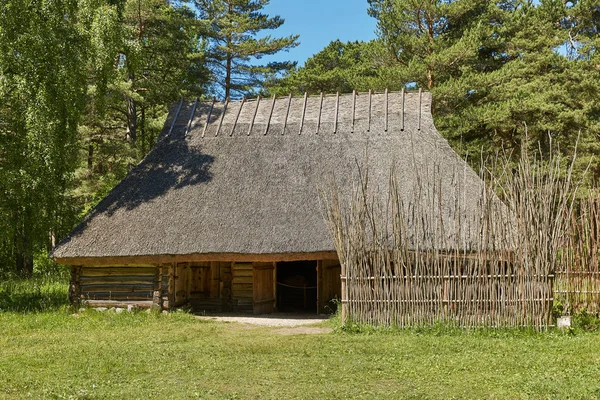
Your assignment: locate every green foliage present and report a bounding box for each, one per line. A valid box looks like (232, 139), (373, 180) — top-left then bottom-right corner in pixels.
(0, 0), (90, 275)
(0, 0), (212, 275)
(266, 40), (388, 95)
(0, 275), (69, 313)
(195, 0), (299, 98)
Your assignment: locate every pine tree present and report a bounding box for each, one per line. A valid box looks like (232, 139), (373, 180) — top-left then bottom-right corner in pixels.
(195, 0), (299, 98)
(265, 40), (387, 95)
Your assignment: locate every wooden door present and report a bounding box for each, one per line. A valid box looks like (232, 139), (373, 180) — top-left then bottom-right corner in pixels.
(253, 262), (275, 314)
(189, 263), (211, 299)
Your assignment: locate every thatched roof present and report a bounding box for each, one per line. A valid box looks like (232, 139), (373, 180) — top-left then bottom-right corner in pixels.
(53, 91), (502, 264)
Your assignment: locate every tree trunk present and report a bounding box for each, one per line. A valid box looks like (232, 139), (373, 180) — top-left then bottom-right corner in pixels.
(15, 231), (33, 277)
(127, 96), (137, 143)
(140, 106), (146, 154)
(87, 143), (93, 171)
(225, 54), (232, 100)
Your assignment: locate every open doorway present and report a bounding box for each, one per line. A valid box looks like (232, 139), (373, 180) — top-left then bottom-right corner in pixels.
(276, 261), (317, 313)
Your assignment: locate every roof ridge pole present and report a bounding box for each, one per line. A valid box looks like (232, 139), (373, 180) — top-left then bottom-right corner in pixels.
(283, 93), (292, 135)
(230, 97), (245, 137)
(334, 91), (339, 134)
(385, 88), (389, 132)
(401, 88), (405, 132)
(167, 97), (184, 136)
(299, 92), (308, 135)
(248, 95), (261, 136)
(316, 92), (324, 134)
(368, 89), (372, 132)
(351, 90), (356, 133)
(264, 94), (276, 136)
(185, 97), (199, 137)
(215, 97), (230, 137)
(202, 97), (216, 138)
(418, 88), (422, 131)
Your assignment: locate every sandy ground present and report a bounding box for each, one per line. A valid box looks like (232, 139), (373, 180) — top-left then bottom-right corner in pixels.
(194, 312), (331, 329)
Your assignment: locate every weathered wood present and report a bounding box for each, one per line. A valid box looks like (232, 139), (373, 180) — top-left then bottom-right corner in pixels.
(210, 261), (220, 299)
(81, 293), (153, 300)
(80, 267), (156, 277)
(80, 277), (155, 285)
(83, 300), (153, 308)
(80, 285), (154, 293)
(69, 266), (82, 305)
(253, 262), (275, 314)
(152, 264), (162, 309)
(55, 251), (339, 266)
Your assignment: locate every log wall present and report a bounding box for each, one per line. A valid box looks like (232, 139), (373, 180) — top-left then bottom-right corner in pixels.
(74, 258), (342, 313)
(79, 266), (158, 308)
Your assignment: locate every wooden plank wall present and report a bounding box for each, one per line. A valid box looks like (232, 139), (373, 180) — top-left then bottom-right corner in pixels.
(79, 266), (157, 308)
(232, 262), (253, 311)
(319, 260), (342, 313)
(253, 262), (275, 314)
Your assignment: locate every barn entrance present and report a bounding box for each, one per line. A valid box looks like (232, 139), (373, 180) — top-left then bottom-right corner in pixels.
(276, 261), (318, 313)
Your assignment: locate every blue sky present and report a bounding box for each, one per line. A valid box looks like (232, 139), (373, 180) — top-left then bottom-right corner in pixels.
(259, 0), (377, 67)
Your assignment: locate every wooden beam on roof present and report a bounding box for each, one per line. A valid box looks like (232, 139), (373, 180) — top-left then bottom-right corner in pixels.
(55, 251), (340, 267)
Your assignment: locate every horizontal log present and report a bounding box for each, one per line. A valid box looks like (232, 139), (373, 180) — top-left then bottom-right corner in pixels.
(232, 276), (253, 284)
(83, 300), (154, 308)
(232, 282), (252, 290)
(232, 290), (253, 299)
(341, 274), (554, 280)
(82, 292), (153, 300)
(253, 298), (275, 304)
(342, 298), (553, 304)
(80, 284), (154, 293)
(81, 267), (156, 277)
(80, 277), (155, 285)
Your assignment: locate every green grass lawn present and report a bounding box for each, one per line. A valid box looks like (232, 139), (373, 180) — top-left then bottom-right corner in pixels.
(1, 278), (600, 399)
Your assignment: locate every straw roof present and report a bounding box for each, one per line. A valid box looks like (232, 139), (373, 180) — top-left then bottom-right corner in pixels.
(53, 91), (499, 263)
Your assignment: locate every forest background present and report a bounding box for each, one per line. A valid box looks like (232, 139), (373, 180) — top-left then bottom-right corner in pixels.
(0, 0), (598, 276)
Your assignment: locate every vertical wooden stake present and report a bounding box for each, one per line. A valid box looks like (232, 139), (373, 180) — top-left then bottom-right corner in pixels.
(334, 92), (339, 134)
(264, 94), (276, 136)
(167, 97), (184, 136)
(418, 88), (422, 131)
(368, 89), (372, 132)
(316, 92), (324, 134)
(283, 94), (292, 135)
(230, 97), (245, 137)
(385, 88), (389, 132)
(351, 90), (356, 133)
(185, 97), (199, 136)
(215, 97), (230, 137)
(401, 88), (405, 131)
(299, 92), (308, 135)
(202, 97), (216, 138)
(248, 96), (261, 136)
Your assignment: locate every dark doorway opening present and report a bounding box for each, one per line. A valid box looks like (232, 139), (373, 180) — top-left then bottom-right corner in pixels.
(276, 261), (317, 313)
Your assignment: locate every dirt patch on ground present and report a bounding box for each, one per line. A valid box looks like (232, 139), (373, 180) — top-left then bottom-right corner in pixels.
(195, 313), (330, 327)
(273, 327), (333, 335)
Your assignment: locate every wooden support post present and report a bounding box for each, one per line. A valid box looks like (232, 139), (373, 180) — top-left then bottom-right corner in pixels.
(273, 262), (277, 311)
(152, 266), (162, 310)
(69, 266), (82, 306)
(316, 261), (321, 314)
(341, 262), (348, 324)
(168, 263), (176, 308)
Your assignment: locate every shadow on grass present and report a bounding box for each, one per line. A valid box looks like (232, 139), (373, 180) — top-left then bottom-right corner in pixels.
(0, 277), (69, 313)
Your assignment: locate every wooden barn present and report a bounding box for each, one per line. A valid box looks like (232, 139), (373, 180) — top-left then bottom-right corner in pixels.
(52, 90), (490, 314)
